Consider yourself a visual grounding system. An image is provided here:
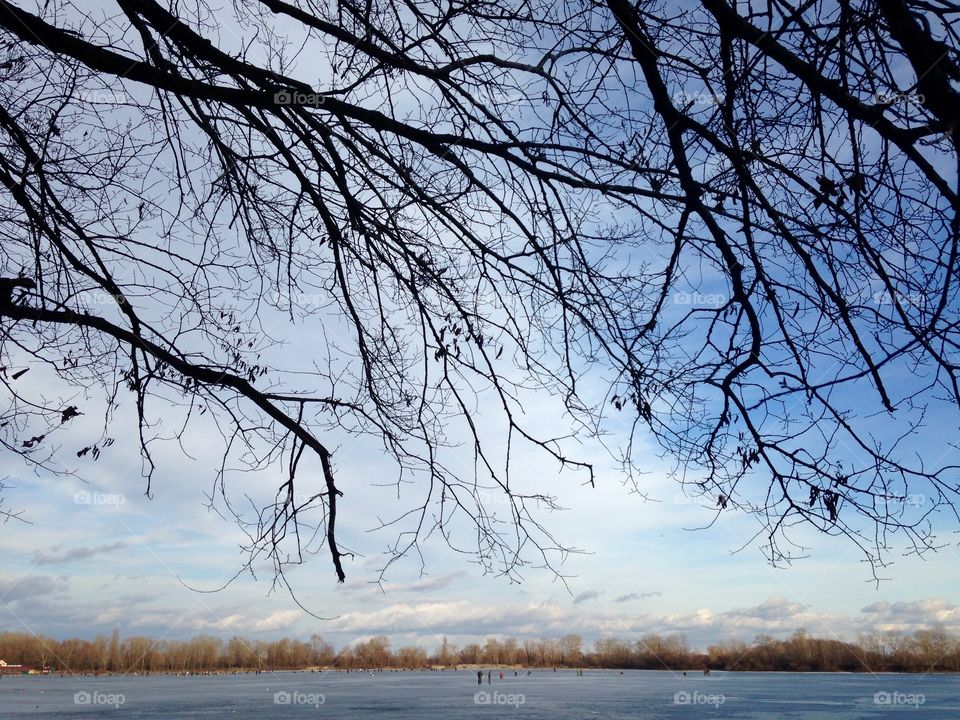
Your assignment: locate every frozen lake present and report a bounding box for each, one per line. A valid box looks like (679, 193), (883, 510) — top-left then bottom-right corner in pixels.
(1, 669), (957, 718)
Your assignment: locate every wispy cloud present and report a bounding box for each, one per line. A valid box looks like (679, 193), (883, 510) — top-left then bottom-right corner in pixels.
(0, 575), (69, 603)
(614, 592), (661, 602)
(31, 541), (129, 565)
(118, 592), (157, 606)
(379, 572), (467, 594)
(574, 590), (602, 605)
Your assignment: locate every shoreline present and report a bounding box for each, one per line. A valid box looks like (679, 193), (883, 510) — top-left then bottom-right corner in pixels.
(6, 667), (958, 677)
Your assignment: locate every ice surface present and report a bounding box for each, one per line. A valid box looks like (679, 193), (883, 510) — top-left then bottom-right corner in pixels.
(1, 668), (957, 718)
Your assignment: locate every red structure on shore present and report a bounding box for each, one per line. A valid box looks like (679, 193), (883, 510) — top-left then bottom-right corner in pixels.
(0, 659), (25, 675)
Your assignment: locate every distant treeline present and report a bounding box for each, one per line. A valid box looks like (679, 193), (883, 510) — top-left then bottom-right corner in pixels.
(1, 628), (958, 674)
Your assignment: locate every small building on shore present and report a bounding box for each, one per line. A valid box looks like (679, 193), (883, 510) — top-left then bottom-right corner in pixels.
(0, 659), (26, 675)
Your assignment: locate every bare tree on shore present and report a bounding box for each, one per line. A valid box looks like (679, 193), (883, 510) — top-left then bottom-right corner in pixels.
(3, 627), (959, 673)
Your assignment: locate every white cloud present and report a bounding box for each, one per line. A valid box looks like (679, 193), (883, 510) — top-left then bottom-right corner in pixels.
(253, 610), (302, 632)
(209, 614), (246, 631)
(860, 598), (960, 633)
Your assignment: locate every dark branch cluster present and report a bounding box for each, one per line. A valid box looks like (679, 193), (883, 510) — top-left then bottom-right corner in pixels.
(0, 0), (957, 584)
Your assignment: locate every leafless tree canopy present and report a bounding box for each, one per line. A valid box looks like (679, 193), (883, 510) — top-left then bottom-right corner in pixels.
(0, 0), (958, 582)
